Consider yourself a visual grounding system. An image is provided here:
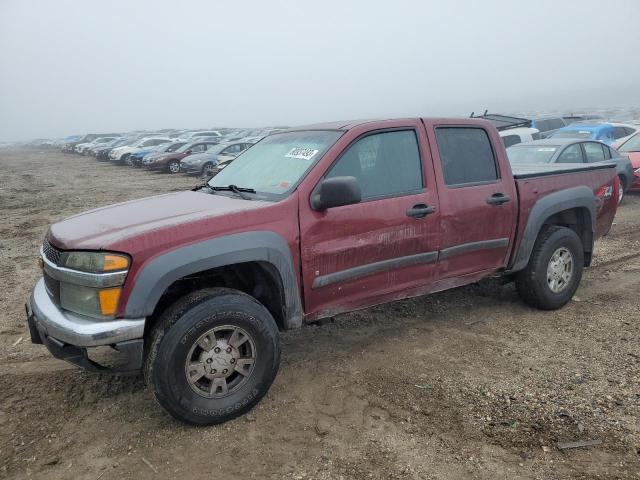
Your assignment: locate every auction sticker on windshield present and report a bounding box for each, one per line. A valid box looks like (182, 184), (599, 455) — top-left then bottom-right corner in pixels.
(285, 147), (319, 161)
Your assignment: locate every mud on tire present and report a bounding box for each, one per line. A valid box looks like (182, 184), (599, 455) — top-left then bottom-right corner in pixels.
(144, 288), (281, 425)
(515, 226), (584, 310)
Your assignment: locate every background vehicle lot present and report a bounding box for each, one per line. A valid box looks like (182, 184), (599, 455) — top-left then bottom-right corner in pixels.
(1, 148), (639, 478)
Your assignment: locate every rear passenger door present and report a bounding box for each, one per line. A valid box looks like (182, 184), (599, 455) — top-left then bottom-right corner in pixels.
(427, 123), (517, 279)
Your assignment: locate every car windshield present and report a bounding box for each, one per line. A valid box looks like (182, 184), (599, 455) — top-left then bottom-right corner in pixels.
(507, 145), (559, 164)
(618, 133), (640, 152)
(208, 130), (343, 197)
(552, 130), (594, 139)
(165, 142), (187, 152)
(177, 142), (208, 153)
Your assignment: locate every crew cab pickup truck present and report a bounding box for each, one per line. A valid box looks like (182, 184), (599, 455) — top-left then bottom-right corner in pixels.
(26, 118), (619, 425)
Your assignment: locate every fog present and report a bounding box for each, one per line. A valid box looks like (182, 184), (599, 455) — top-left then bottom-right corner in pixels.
(1, 0), (639, 141)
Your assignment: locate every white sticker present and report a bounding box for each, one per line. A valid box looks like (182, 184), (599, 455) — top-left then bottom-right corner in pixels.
(285, 147), (319, 161)
(537, 147), (557, 152)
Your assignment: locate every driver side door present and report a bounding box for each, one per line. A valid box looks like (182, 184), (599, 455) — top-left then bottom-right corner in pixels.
(298, 122), (440, 319)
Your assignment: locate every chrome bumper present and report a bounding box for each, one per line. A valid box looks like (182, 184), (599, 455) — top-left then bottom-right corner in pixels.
(29, 278), (144, 347)
(27, 278), (145, 372)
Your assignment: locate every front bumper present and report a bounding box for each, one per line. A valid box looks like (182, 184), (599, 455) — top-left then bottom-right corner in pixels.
(180, 163), (201, 174)
(26, 278), (145, 372)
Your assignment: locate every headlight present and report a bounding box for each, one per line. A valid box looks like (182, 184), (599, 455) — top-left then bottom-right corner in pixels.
(60, 251), (129, 273)
(45, 251), (130, 318)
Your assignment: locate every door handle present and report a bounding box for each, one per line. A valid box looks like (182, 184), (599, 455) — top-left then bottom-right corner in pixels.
(486, 193), (511, 205)
(406, 204), (436, 218)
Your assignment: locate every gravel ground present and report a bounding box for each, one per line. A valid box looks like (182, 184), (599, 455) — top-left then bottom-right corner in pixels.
(1, 148), (639, 480)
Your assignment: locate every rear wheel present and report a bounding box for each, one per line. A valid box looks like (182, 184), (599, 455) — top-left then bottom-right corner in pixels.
(144, 288), (281, 425)
(515, 226), (583, 310)
(168, 160), (180, 173)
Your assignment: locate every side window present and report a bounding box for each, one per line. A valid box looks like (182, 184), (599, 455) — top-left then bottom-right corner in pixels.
(502, 135), (521, 148)
(435, 127), (498, 186)
(549, 118), (565, 130)
(536, 120), (550, 132)
(612, 127), (627, 139)
(191, 144), (206, 152)
(556, 144), (583, 163)
(325, 130), (423, 200)
(583, 142), (605, 162)
(602, 145), (612, 159)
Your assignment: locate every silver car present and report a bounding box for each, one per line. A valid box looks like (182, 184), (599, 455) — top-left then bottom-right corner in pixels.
(180, 142), (254, 176)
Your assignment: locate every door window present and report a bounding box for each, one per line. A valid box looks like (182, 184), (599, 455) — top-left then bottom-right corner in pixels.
(556, 144), (583, 163)
(583, 142), (605, 162)
(325, 130), (423, 200)
(435, 127), (498, 186)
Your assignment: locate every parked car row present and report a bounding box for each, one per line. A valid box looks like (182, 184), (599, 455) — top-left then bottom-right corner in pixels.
(472, 112), (639, 148)
(57, 128), (277, 177)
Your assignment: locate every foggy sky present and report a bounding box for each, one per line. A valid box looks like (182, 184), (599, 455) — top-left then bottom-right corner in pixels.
(1, 0), (639, 141)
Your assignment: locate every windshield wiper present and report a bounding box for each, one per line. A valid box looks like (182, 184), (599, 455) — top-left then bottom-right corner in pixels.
(211, 184), (256, 200)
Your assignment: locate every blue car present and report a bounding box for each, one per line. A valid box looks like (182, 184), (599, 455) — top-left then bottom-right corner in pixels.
(550, 123), (616, 145)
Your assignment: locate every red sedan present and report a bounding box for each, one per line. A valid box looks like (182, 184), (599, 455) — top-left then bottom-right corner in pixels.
(617, 132), (640, 192)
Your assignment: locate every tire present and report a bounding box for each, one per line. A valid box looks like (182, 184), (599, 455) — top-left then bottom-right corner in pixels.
(122, 153), (132, 166)
(168, 160), (180, 173)
(202, 162), (215, 177)
(144, 288), (281, 426)
(515, 226), (584, 310)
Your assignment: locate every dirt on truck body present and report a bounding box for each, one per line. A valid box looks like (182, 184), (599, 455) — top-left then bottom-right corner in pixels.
(1, 138), (639, 479)
(24, 118), (621, 427)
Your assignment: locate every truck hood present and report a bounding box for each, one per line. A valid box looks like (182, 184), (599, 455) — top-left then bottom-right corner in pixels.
(47, 190), (270, 251)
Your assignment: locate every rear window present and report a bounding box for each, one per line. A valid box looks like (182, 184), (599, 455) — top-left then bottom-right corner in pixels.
(552, 130), (594, 139)
(435, 127), (498, 186)
(507, 145), (558, 164)
(502, 134), (521, 148)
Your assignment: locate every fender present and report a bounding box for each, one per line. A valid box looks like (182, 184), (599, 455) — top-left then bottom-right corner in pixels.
(508, 186), (596, 272)
(124, 231), (304, 328)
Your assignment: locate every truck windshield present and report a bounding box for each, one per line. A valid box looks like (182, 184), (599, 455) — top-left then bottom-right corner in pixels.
(507, 145), (558, 164)
(208, 130), (343, 197)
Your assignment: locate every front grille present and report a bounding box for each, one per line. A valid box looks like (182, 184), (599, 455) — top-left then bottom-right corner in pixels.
(42, 239), (62, 265)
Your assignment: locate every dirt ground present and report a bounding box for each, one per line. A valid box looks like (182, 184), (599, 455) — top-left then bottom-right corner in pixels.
(0, 148), (639, 480)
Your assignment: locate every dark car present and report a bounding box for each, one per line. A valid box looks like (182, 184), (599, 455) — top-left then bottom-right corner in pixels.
(130, 141), (187, 167)
(142, 140), (219, 173)
(507, 138), (634, 203)
(179, 142), (254, 175)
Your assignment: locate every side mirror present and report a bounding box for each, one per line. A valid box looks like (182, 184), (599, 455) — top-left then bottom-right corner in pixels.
(311, 176), (361, 211)
(185, 149), (192, 154)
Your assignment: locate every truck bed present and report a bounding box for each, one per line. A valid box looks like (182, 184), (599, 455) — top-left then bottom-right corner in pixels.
(511, 162), (615, 179)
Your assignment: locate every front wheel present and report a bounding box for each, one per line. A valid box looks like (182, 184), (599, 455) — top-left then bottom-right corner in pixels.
(515, 226), (584, 310)
(202, 162), (215, 177)
(145, 288), (281, 425)
(168, 160), (180, 173)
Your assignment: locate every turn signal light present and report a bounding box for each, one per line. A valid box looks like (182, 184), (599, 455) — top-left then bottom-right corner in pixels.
(103, 255), (130, 271)
(98, 287), (121, 316)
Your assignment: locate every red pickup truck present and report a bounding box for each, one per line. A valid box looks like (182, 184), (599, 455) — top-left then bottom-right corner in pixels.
(26, 118), (618, 425)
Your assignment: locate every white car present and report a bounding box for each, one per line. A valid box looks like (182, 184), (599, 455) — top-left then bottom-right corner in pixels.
(75, 137), (118, 154)
(179, 130), (222, 140)
(500, 127), (540, 148)
(109, 137), (176, 163)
